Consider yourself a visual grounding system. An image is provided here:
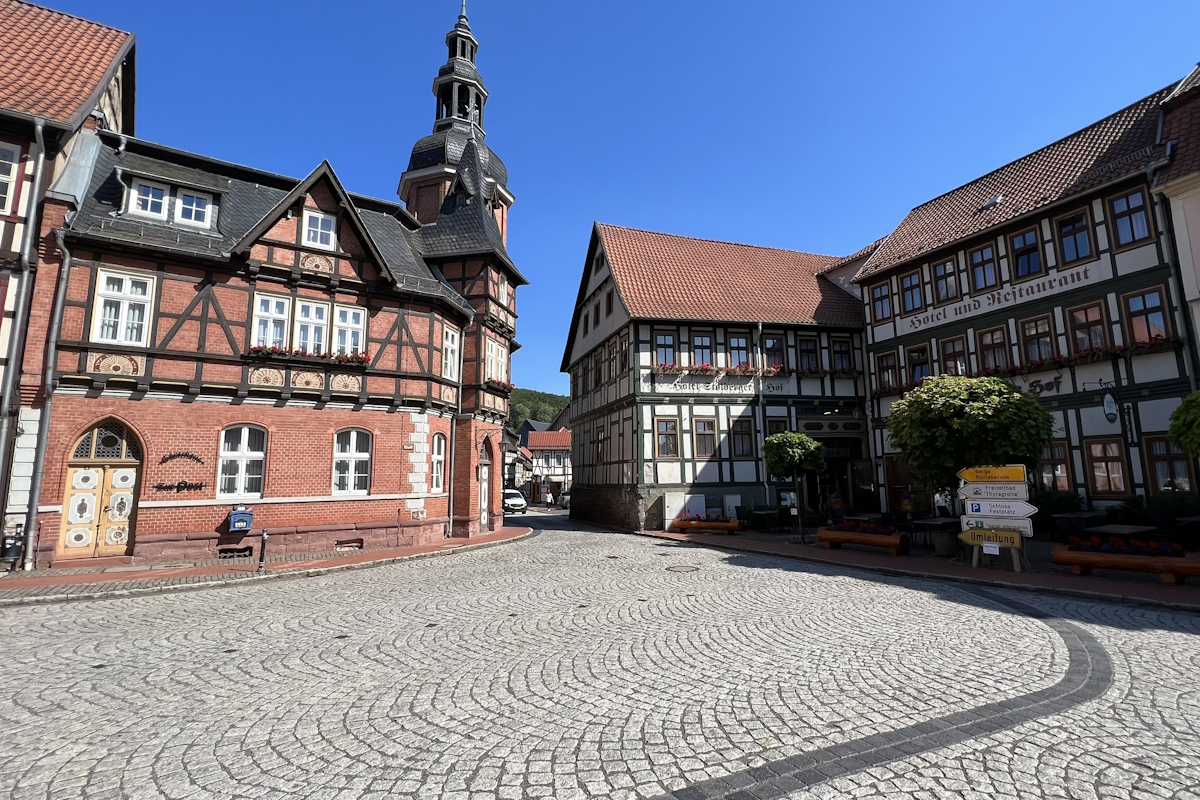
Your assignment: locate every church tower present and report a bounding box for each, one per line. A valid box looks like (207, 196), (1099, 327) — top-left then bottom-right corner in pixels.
(399, 1), (513, 242)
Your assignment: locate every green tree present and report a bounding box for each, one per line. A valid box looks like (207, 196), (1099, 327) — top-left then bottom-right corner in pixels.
(763, 432), (826, 533)
(886, 375), (1053, 494)
(508, 388), (568, 433)
(1169, 390), (1200, 456)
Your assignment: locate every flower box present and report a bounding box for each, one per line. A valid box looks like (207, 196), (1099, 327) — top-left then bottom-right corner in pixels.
(246, 346), (369, 367)
(724, 365), (759, 377)
(485, 378), (516, 394)
(652, 364), (688, 375)
(689, 364), (719, 377)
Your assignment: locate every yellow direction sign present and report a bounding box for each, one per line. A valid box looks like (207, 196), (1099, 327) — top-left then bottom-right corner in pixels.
(958, 528), (1022, 550)
(956, 465), (1027, 483)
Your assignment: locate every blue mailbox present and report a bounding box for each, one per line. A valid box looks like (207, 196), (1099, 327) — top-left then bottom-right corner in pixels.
(229, 505), (254, 532)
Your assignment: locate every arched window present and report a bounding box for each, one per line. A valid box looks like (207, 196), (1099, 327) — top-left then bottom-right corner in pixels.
(333, 429), (372, 494)
(431, 434), (447, 492)
(218, 426), (266, 498)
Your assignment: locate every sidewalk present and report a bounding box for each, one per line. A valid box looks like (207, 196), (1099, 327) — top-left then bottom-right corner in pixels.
(638, 529), (1200, 614)
(0, 526), (532, 606)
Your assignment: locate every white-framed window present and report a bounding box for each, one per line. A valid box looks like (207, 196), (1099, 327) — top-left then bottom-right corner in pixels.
(303, 209), (337, 251)
(485, 338), (507, 381)
(92, 270), (154, 347)
(333, 429), (372, 494)
(129, 179), (168, 220)
(218, 425), (266, 498)
(294, 300), (329, 355)
(333, 305), (366, 355)
(174, 190), (212, 228)
(431, 433), (447, 492)
(252, 294), (291, 349)
(0, 140), (21, 216)
(497, 272), (508, 306)
(443, 326), (460, 381)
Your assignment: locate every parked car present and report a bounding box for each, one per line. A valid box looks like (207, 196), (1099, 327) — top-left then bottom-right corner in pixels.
(559, 491), (571, 509)
(502, 489), (528, 514)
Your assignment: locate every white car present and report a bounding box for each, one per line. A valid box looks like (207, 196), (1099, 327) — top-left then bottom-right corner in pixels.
(559, 491), (571, 509)
(502, 489), (528, 514)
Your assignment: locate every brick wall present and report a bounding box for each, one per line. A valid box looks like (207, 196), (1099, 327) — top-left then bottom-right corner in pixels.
(35, 395), (457, 561)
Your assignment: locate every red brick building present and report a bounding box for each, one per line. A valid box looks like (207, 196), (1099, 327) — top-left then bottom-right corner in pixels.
(13, 6), (523, 567)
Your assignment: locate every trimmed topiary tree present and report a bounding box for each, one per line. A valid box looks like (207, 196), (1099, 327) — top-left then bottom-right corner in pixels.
(886, 376), (1053, 495)
(763, 432), (826, 533)
(1169, 390), (1200, 456)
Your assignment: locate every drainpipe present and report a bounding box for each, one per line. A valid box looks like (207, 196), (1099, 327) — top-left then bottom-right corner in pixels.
(757, 322), (769, 506)
(21, 229), (70, 570)
(0, 119), (47, 530)
(445, 326), (466, 538)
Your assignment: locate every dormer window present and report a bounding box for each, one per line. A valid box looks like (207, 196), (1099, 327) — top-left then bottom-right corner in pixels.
(175, 190), (212, 228)
(130, 179), (168, 220)
(304, 209), (337, 251)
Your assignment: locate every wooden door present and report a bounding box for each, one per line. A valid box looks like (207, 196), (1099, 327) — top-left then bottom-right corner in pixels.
(57, 421), (142, 559)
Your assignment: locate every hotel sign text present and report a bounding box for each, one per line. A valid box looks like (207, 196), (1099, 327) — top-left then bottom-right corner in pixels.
(895, 266), (1101, 335)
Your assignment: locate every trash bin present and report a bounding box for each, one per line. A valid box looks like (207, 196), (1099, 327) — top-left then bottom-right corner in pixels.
(229, 506), (254, 533)
(1, 532), (22, 564)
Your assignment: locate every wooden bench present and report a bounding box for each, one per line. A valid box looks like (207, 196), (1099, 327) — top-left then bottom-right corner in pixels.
(1052, 545), (1200, 585)
(817, 528), (909, 556)
(672, 520), (740, 534)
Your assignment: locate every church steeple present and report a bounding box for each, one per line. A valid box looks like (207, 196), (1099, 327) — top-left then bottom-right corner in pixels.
(434, 0), (487, 133)
(400, 3), (512, 233)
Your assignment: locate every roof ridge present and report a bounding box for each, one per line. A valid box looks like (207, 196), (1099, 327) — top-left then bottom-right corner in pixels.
(5, 0), (130, 36)
(596, 222), (837, 261)
(903, 84), (1174, 213)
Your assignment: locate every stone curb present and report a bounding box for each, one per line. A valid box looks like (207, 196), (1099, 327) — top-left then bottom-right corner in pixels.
(0, 529), (535, 608)
(628, 530), (1200, 617)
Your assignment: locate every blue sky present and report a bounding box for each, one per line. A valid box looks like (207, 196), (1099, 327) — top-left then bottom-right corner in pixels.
(52, 0), (1200, 395)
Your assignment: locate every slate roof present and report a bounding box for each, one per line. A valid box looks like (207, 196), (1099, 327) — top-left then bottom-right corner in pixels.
(0, 0), (134, 130)
(417, 137), (526, 283)
(408, 123), (509, 189)
(853, 84), (1176, 283)
(65, 131), (476, 317)
(527, 430), (571, 450)
(1160, 64), (1200, 187)
(595, 224), (862, 327)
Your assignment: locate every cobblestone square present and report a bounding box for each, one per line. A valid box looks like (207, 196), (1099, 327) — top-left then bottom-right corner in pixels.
(2, 523), (1199, 799)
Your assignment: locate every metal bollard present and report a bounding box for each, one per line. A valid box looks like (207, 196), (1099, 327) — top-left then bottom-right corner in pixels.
(257, 529), (268, 573)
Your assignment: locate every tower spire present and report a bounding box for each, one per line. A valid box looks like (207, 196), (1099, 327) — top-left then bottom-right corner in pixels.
(460, 0), (467, 20)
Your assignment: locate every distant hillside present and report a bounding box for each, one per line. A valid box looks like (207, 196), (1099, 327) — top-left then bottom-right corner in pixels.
(509, 388), (568, 434)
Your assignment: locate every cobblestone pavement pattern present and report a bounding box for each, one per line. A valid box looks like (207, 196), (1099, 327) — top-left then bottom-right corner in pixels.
(1, 522), (1199, 799)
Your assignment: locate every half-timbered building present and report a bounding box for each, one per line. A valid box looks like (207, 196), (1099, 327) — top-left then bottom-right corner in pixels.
(0, 1), (135, 546)
(561, 224), (868, 531)
(12, 5), (522, 567)
(855, 75), (1200, 511)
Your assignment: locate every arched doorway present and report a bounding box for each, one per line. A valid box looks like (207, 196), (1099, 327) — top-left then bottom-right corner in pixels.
(479, 441), (491, 530)
(57, 420), (143, 560)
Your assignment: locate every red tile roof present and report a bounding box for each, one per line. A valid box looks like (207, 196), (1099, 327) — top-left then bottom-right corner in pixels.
(0, 0), (133, 127)
(527, 430), (572, 450)
(853, 84), (1175, 283)
(1160, 65), (1200, 187)
(596, 224), (862, 327)
(519, 446), (533, 460)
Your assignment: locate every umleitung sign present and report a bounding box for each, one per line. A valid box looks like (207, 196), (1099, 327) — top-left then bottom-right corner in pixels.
(959, 528), (1022, 550)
